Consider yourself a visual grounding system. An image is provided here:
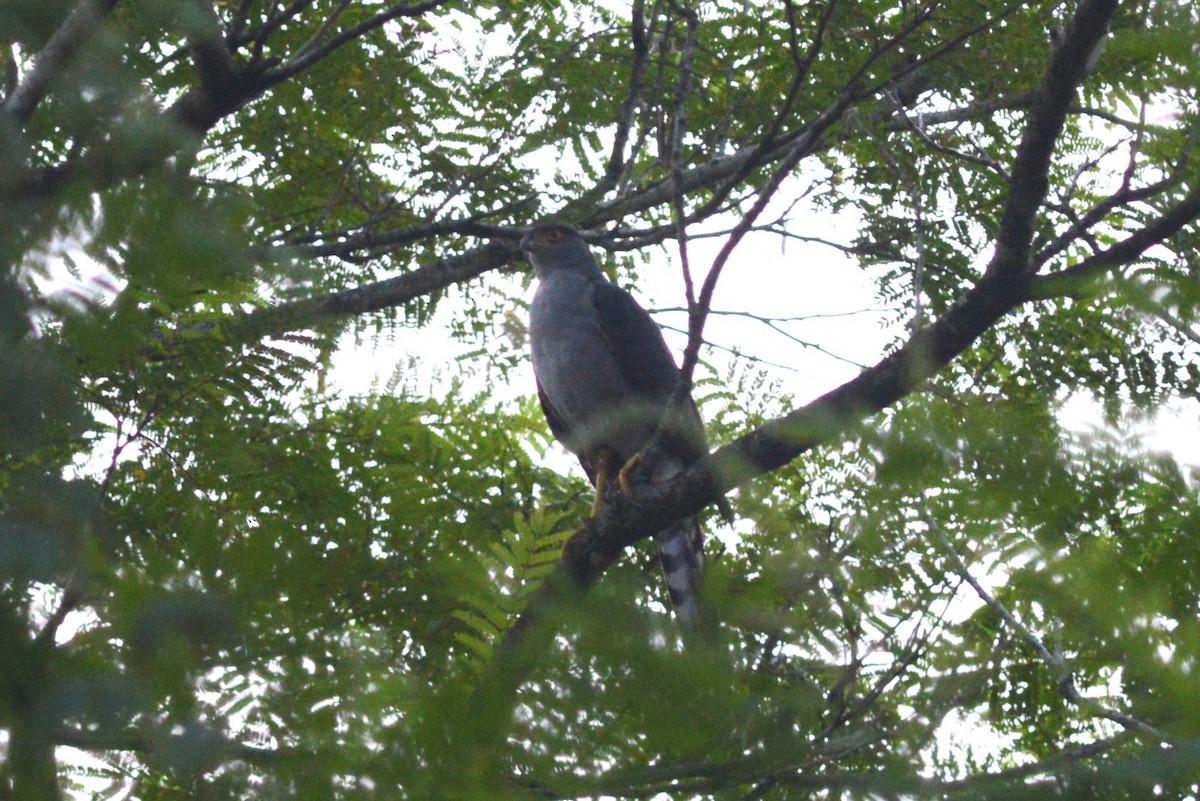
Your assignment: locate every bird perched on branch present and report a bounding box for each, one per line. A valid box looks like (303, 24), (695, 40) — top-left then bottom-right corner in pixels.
(522, 222), (725, 627)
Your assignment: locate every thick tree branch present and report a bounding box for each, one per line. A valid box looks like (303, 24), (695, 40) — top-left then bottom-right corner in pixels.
(221, 239), (522, 343)
(185, 0), (240, 105)
(0, 0), (121, 124)
(991, 0), (1115, 273)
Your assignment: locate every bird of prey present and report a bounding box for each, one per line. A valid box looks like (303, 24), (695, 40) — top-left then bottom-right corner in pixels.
(522, 222), (721, 627)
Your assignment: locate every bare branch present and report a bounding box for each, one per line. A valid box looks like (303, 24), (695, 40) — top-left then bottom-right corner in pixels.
(654, 305), (890, 324)
(623, 0), (857, 244)
(658, 312), (868, 369)
(664, 0), (701, 387)
(759, 0), (840, 152)
(1033, 170), (1183, 270)
(263, 203), (533, 261)
(624, 1), (972, 389)
(869, 124), (930, 330)
(656, 321), (803, 373)
(896, 110), (1009, 180)
(675, 88), (862, 385)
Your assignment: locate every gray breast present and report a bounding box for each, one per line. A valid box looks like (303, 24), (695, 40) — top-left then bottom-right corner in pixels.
(530, 271), (662, 459)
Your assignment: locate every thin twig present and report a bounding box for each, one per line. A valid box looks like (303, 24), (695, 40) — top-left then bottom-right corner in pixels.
(259, 0), (452, 90)
(924, 514), (1170, 741)
(869, 123), (928, 330)
(653, 305), (889, 323)
(655, 322), (801, 373)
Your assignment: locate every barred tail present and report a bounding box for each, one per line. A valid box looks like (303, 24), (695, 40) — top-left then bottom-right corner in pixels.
(654, 518), (705, 627)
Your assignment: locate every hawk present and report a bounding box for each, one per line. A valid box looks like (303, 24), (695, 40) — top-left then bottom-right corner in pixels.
(522, 223), (721, 627)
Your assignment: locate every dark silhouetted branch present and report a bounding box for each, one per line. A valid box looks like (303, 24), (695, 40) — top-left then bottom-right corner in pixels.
(222, 239), (523, 343)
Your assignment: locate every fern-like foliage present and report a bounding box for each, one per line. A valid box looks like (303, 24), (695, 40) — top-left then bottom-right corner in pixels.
(454, 507), (574, 672)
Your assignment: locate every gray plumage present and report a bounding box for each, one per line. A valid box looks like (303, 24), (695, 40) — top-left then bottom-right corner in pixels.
(522, 223), (712, 627)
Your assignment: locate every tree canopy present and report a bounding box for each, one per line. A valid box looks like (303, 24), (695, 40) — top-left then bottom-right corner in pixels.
(2, 0), (1200, 798)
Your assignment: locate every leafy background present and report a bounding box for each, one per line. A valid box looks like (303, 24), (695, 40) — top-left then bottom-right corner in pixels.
(1, 0), (1199, 798)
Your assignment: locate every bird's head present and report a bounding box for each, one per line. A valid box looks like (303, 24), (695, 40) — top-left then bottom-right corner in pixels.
(520, 223), (602, 279)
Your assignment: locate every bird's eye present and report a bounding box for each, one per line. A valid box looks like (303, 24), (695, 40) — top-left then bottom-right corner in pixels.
(544, 230), (561, 242)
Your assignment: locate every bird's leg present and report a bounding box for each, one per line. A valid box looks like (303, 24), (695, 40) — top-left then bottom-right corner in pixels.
(617, 451), (645, 496)
(590, 446), (620, 517)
